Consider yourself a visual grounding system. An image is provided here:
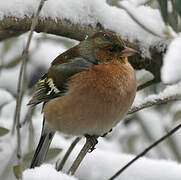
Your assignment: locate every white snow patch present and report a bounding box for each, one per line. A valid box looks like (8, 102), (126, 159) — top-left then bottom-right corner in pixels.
(22, 149), (181, 180)
(0, 89), (13, 106)
(77, 149), (181, 180)
(161, 35), (181, 84)
(23, 164), (78, 180)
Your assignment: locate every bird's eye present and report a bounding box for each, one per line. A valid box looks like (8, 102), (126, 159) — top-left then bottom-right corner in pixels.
(108, 48), (115, 53)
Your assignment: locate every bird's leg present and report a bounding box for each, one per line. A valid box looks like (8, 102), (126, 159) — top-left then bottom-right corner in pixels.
(57, 137), (81, 171)
(68, 135), (98, 175)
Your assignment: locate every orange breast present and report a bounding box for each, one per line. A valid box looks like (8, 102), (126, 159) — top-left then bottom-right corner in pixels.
(43, 62), (136, 136)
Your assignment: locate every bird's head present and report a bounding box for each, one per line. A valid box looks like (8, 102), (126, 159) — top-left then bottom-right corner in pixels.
(78, 31), (137, 64)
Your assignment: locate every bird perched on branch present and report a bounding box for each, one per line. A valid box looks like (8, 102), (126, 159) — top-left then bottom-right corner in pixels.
(28, 31), (137, 169)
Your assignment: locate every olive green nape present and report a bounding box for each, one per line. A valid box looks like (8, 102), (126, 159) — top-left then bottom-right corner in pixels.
(78, 40), (96, 61)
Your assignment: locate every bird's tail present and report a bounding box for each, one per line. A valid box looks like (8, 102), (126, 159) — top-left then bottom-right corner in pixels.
(30, 123), (55, 168)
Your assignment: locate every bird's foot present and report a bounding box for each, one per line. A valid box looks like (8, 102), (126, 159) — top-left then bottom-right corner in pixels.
(85, 135), (98, 153)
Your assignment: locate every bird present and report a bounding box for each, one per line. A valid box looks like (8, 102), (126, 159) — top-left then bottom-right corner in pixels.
(28, 31), (137, 169)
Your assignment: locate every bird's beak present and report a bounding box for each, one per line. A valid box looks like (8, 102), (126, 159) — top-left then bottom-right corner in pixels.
(120, 47), (138, 58)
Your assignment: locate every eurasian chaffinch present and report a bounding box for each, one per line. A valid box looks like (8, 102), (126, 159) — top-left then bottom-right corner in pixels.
(28, 31), (137, 168)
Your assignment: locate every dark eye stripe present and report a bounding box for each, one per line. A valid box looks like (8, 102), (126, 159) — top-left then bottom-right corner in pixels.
(108, 47), (116, 53)
(107, 45), (124, 53)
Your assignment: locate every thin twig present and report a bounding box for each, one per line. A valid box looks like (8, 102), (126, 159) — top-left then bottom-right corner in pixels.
(128, 94), (181, 114)
(118, 3), (164, 38)
(164, 126), (181, 161)
(108, 123), (181, 180)
(68, 136), (97, 175)
(13, 0), (46, 179)
(124, 93), (181, 125)
(57, 137), (81, 171)
(137, 79), (156, 91)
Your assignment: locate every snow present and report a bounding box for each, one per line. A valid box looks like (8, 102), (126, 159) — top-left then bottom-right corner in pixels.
(24, 164), (78, 180)
(0, 0), (172, 55)
(119, 1), (166, 38)
(137, 109), (176, 159)
(0, 88), (13, 107)
(161, 35), (181, 84)
(76, 148), (181, 180)
(23, 150), (181, 180)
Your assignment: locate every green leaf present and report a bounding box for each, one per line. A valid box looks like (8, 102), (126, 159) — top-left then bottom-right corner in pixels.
(46, 148), (62, 161)
(23, 148), (62, 162)
(23, 151), (34, 162)
(168, 13), (177, 31)
(13, 165), (26, 179)
(173, 111), (181, 122)
(175, 0), (181, 17)
(0, 127), (9, 136)
(157, 0), (168, 24)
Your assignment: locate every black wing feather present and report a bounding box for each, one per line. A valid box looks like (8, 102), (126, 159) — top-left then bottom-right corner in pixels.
(28, 58), (96, 106)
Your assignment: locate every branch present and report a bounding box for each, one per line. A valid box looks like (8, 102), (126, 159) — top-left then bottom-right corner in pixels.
(0, 16), (102, 42)
(68, 136), (98, 175)
(118, 2), (164, 38)
(108, 123), (181, 180)
(128, 94), (181, 114)
(137, 79), (156, 91)
(57, 137), (81, 171)
(13, 1), (46, 179)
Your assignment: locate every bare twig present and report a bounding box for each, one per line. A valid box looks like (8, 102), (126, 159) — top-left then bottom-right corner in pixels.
(13, 0), (46, 179)
(68, 136), (98, 175)
(128, 94), (181, 114)
(118, 3), (164, 38)
(108, 123), (181, 180)
(137, 79), (156, 91)
(164, 126), (181, 161)
(57, 137), (81, 171)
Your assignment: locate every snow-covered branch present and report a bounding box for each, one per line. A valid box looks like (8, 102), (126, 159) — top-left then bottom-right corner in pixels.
(0, 16), (101, 42)
(0, 0), (165, 49)
(129, 83), (181, 114)
(129, 94), (181, 114)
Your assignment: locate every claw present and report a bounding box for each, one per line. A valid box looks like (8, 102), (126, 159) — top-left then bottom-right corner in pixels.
(85, 135), (98, 153)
